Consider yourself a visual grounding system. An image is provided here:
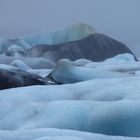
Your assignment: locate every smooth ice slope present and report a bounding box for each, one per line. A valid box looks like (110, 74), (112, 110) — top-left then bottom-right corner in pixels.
(0, 101), (140, 137)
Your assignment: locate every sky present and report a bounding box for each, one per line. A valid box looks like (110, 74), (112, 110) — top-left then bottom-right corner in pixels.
(0, 0), (140, 56)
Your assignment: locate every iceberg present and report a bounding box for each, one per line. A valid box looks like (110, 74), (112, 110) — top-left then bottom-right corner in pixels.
(5, 44), (27, 57)
(0, 38), (32, 55)
(10, 59), (32, 70)
(51, 59), (129, 84)
(23, 23), (97, 46)
(0, 55), (55, 69)
(0, 65), (44, 89)
(28, 34), (137, 62)
(11, 58), (55, 69)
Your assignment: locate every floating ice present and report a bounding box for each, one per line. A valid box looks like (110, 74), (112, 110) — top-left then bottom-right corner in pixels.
(51, 59), (129, 84)
(23, 23), (97, 46)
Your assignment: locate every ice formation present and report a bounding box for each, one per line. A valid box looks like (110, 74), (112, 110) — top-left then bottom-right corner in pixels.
(0, 23), (139, 140)
(23, 23), (97, 46)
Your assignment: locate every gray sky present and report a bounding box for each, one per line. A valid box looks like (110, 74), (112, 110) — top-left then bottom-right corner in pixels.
(0, 0), (140, 56)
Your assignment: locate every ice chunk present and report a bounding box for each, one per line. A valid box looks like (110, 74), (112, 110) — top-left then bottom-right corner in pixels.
(51, 59), (129, 83)
(5, 44), (27, 57)
(11, 59), (32, 70)
(0, 38), (31, 54)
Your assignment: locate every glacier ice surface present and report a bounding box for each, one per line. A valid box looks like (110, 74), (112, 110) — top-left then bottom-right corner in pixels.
(0, 51), (139, 139)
